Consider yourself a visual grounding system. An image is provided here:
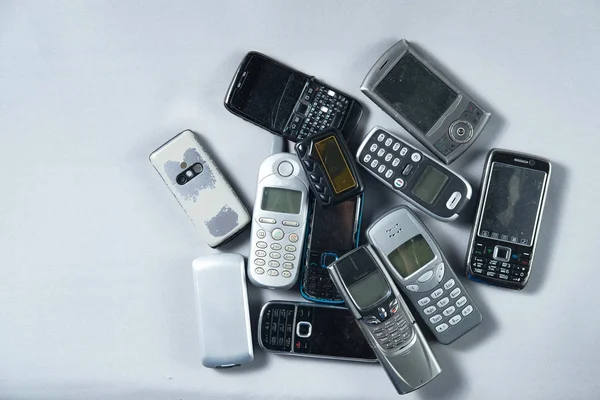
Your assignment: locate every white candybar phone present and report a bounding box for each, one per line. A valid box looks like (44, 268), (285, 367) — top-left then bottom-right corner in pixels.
(361, 39), (491, 164)
(248, 153), (310, 289)
(367, 206), (482, 344)
(328, 245), (441, 394)
(192, 254), (253, 368)
(150, 130), (250, 248)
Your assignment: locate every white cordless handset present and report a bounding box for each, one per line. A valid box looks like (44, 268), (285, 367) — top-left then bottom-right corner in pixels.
(248, 153), (310, 289)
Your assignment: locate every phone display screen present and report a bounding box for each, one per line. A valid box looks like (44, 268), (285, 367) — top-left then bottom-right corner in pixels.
(411, 166), (449, 205)
(348, 272), (390, 309)
(261, 187), (302, 214)
(387, 234), (436, 278)
(301, 306), (375, 359)
(338, 249), (390, 310)
(374, 53), (457, 133)
(229, 54), (306, 131)
(314, 136), (357, 194)
(478, 162), (547, 246)
(310, 197), (357, 253)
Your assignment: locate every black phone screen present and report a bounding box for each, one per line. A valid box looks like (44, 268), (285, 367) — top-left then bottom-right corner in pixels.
(374, 53), (457, 133)
(310, 197), (357, 254)
(229, 54), (306, 131)
(296, 305), (375, 360)
(478, 162), (547, 246)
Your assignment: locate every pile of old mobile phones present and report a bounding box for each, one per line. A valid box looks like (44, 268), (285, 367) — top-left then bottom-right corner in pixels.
(466, 149), (551, 289)
(258, 301), (376, 362)
(225, 52), (363, 142)
(300, 195), (363, 303)
(361, 39), (491, 164)
(295, 128), (364, 206)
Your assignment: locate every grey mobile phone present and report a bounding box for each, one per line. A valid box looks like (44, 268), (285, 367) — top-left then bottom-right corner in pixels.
(361, 39), (491, 164)
(466, 149), (551, 290)
(150, 130), (251, 248)
(328, 245), (441, 394)
(192, 254), (253, 368)
(367, 206), (482, 344)
(356, 126), (472, 221)
(258, 301), (377, 362)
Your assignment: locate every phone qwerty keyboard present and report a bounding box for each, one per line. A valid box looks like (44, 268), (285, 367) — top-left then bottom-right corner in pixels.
(287, 82), (349, 140)
(368, 312), (412, 350)
(359, 130), (423, 190)
(303, 266), (342, 301)
(417, 279), (475, 334)
(470, 242), (530, 284)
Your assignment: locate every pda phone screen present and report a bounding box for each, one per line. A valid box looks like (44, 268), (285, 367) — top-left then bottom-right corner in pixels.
(411, 166), (449, 205)
(387, 234), (436, 278)
(230, 54), (305, 131)
(478, 162), (547, 246)
(310, 197), (357, 253)
(261, 187), (302, 214)
(314, 136), (357, 194)
(374, 53), (457, 133)
(304, 306), (375, 359)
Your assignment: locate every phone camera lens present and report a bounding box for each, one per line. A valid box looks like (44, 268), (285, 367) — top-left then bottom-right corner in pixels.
(529, 160), (536, 166)
(176, 175), (187, 185)
(192, 163), (204, 174)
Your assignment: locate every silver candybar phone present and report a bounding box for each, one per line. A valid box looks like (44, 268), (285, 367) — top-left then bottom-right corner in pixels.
(466, 149), (551, 290)
(367, 206), (482, 344)
(150, 130), (251, 248)
(192, 254), (253, 368)
(258, 301), (377, 362)
(248, 153), (310, 289)
(357, 126), (472, 221)
(361, 39), (491, 164)
(328, 245), (441, 394)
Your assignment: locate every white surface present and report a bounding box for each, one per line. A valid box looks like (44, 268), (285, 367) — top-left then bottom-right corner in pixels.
(1, 1), (599, 399)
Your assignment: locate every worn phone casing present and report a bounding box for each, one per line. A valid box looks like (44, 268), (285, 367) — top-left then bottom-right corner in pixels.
(192, 254), (254, 368)
(150, 130), (250, 248)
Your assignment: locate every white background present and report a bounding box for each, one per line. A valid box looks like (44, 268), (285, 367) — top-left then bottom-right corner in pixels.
(1, 1), (599, 399)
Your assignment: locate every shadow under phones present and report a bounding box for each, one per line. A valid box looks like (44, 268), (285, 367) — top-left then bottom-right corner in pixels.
(416, 343), (466, 400)
(519, 161), (568, 294)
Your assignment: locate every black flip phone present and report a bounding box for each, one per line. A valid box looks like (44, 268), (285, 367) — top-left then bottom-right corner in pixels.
(295, 128), (364, 206)
(258, 301), (377, 362)
(466, 149), (551, 289)
(300, 195), (363, 303)
(224, 52), (363, 143)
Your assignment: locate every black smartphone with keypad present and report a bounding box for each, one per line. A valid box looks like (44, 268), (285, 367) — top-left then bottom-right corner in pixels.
(224, 52), (363, 143)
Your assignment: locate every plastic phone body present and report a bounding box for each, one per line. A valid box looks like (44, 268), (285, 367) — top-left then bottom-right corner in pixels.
(300, 195), (363, 303)
(361, 39), (491, 164)
(328, 245), (441, 394)
(149, 130), (250, 248)
(248, 153), (310, 289)
(357, 126), (472, 221)
(367, 206), (482, 344)
(466, 149), (551, 289)
(224, 51), (363, 143)
(258, 301), (377, 362)
(192, 254), (253, 368)
(295, 128), (364, 206)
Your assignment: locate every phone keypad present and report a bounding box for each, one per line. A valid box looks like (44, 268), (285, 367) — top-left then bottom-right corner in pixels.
(261, 304), (296, 352)
(366, 306), (413, 351)
(470, 241), (531, 284)
(358, 130), (422, 189)
(302, 262), (343, 302)
(253, 219), (302, 279)
(417, 279), (476, 334)
(286, 82), (350, 140)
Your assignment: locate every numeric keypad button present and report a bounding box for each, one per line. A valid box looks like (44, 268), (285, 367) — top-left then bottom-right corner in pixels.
(462, 305), (474, 316)
(437, 297), (449, 308)
(378, 165), (386, 174)
(370, 143), (378, 152)
(431, 288), (443, 299)
(271, 243), (282, 250)
(284, 254), (295, 261)
(256, 241), (267, 249)
(282, 270), (292, 278)
(285, 245), (296, 252)
(255, 267), (264, 275)
(268, 260), (280, 268)
(449, 315), (462, 325)
(385, 153), (393, 162)
(435, 323), (449, 333)
(443, 306), (456, 317)
(377, 133), (385, 142)
(363, 154), (372, 163)
(392, 158), (400, 167)
(370, 160), (379, 168)
(424, 306), (436, 315)
(385, 138), (393, 147)
(444, 279), (455, 290)
(385, 170), (393, 179)
(400, 147), (408, 156)
(429, 314), (442, 324)
(254, 259), (265, 266)
(417, 297), (430, 306)
(283, 262), (294, 269)
(392, 143), (401, 151)
(270, 252), (281, 259)
(377, 148), (385, 157)
(255, 250), (267, 257)
(267, 269), (279, 276)
(456, 296), (467, 307)
(450, 287), (461, 299)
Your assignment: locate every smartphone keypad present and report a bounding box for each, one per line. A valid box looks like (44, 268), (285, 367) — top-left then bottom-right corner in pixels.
(286, 82), (350, 140)
(470, 241), (531, 284)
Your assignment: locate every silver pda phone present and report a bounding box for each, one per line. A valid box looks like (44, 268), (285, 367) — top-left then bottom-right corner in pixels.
(328, 245), (441, 394)
(192, 254), (254, 368)
(367, 206), (482, 344)
(361, 39), (491, 164)
(466, 149), (552, 290)
(150, 130), (251, 248)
